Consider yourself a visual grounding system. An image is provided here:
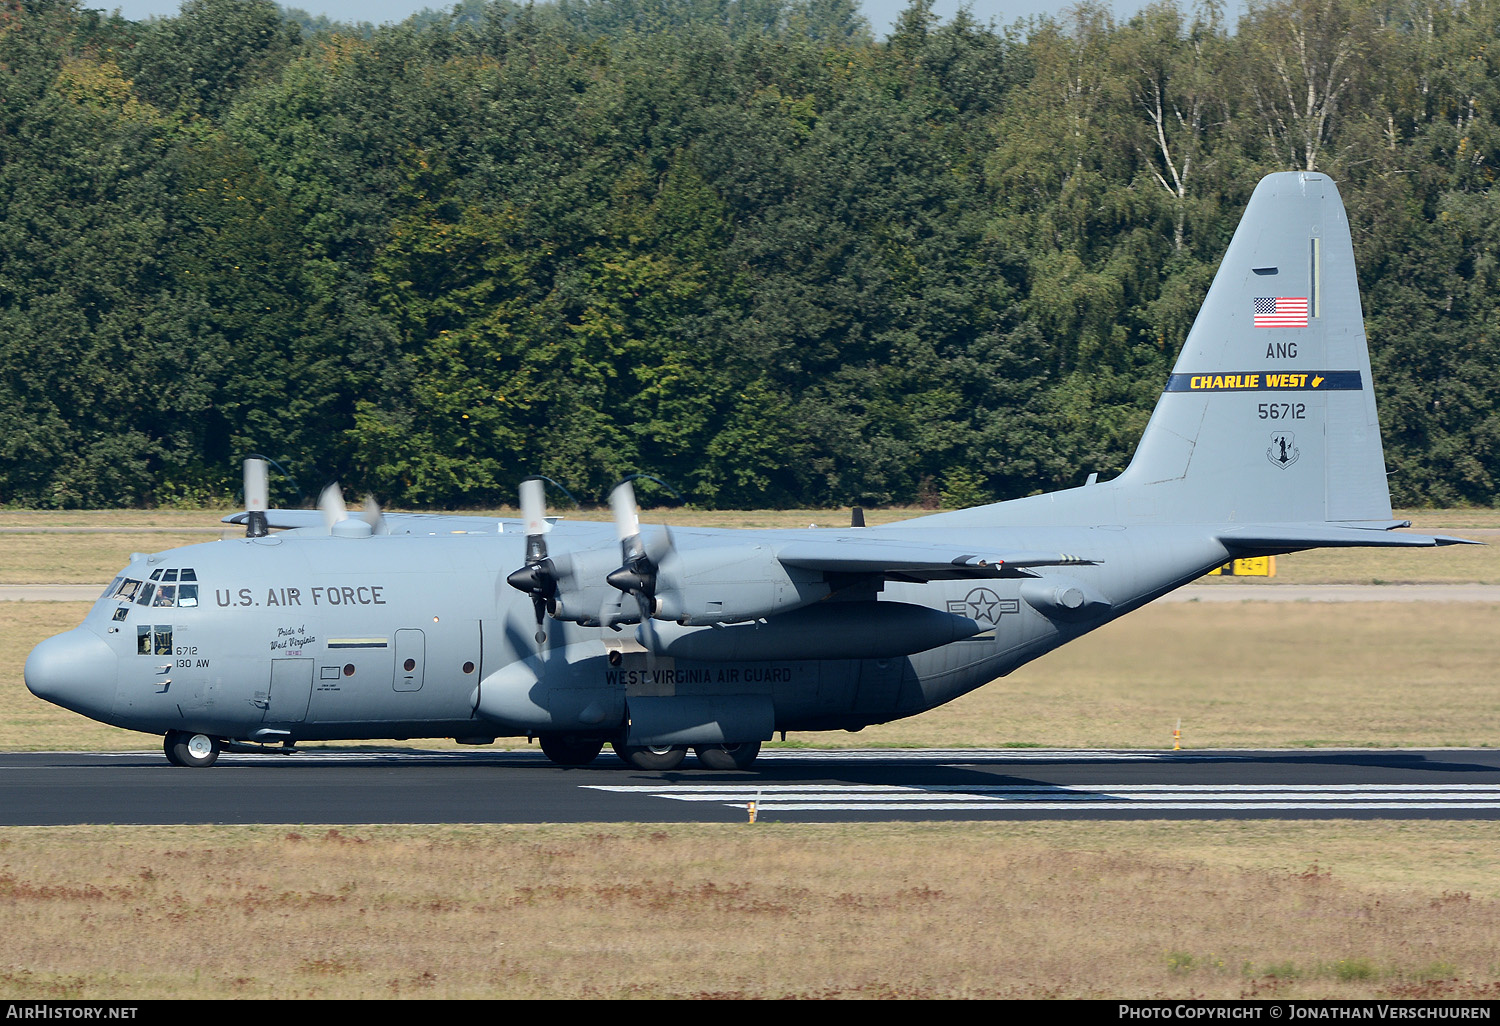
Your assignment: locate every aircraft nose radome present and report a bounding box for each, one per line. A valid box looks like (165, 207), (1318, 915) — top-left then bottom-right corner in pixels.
(25, 629), (117, 719)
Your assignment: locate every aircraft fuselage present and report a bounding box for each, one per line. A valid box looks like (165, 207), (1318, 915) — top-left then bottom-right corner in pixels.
(27, 520), (1230, 750)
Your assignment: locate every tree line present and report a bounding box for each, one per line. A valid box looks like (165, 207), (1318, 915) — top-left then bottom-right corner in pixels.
(0, 0), (1495, 509)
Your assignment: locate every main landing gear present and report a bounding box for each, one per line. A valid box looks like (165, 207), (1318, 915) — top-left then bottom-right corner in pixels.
(612, 741), (687, 771)
(535, 734), (762, 770)
(538, 732), (606, 766)
(164, 731), (221, 768)
(692, 741), (761, 770)
(608, 739), (762, 771)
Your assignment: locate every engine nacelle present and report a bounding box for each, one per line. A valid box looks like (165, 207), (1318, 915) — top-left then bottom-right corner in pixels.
(652, 544), (830, 625)
(639, 601), (985, 661)
(548, 547), (633, 626)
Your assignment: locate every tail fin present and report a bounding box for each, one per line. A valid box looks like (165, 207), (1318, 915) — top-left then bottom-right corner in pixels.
(917, 171), (1396, 532)
(1110, 171), (1390, 525)
(1116, 172), (1392, 525)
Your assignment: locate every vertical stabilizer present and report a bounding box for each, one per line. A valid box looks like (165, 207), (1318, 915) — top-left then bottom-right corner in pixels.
(1111, 171), (1390, 525)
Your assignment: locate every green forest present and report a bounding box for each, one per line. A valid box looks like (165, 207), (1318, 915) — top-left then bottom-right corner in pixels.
(1, 0), (1497, 510)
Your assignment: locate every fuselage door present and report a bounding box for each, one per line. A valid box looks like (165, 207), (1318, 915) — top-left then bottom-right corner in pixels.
(265, 658), (313, 723)
(394, 629), (425, 692)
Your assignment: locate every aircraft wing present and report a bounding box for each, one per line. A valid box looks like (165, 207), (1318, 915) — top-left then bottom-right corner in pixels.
(774, 537), (1099, 583)
(222, 510), (512, 533)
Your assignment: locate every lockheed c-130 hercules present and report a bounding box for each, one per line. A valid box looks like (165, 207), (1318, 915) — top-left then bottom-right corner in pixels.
(26, 172), (1475, 770)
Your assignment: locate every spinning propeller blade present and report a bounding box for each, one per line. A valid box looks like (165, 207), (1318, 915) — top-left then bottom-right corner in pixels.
(506, 477), (559, 643)
(318, 484), (349, 530)
(361, 496), (389, 536)
(604, 480), (675, 653)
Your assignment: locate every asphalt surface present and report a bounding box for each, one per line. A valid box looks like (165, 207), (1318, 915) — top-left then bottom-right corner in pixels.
(6, 747), (1500, 824)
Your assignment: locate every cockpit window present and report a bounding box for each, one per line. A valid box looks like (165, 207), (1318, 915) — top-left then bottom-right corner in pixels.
(102, 576), (124, 600)
(125, 570), (197, 608)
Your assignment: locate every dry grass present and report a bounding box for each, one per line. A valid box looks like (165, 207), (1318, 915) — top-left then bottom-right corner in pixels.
(1, 821), (1498, 999)
(0, 534), (221, 585)
(1204, 539), (1500, 585)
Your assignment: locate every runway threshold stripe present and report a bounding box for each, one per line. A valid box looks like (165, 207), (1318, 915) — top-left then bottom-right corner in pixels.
(692, 802), (1500, 811)
(584, 783), (1500, 812)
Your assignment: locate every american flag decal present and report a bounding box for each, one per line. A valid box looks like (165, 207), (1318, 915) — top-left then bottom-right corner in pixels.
(1253, 296), (1308, 327)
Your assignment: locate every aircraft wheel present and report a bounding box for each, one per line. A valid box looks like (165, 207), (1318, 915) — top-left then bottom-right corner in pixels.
(693, 741), (761, 770)
(611, 741), (687, 771)
(165, 731), (220, 768)
(538, 733), (604, 767)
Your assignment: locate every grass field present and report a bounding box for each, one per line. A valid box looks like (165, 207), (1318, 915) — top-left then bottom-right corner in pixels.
(2, 507), (1496, 999)
(3, 821), (1500, 999)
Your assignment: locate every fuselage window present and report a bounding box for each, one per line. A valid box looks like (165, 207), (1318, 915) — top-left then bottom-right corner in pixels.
(137, 624), (173, 655)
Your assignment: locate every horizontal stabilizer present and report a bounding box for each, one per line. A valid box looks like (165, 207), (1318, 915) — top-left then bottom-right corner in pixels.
(1219, 524), (1481, 550)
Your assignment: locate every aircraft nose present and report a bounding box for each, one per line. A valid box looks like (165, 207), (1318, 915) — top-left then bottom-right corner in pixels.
(25, 629), (118, 720)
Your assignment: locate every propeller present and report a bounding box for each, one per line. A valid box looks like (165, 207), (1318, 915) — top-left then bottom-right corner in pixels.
(604, 480), (674, 652)
(505, 477), (560, 643)
(361, 495), (390, 536)
(318, 483), (349, 529)
(243, 458), (269, 539)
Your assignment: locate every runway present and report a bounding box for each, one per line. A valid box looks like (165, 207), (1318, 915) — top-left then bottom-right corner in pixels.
(6, 747), (1500, 824)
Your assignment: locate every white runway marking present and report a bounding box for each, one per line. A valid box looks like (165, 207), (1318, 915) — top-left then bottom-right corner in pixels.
(584, 782), (1500, 813)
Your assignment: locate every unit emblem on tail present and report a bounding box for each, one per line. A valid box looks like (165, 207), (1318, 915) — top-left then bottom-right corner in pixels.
(1267, 432), (1300, 469)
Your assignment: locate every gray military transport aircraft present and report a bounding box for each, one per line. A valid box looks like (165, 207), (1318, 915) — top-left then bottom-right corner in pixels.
(26, 172), (1475, 769)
